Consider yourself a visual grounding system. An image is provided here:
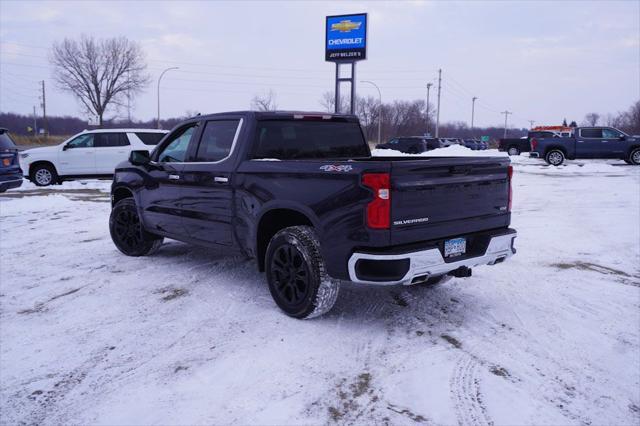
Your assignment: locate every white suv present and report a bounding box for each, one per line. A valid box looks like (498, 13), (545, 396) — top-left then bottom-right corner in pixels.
(19, 129), (168, 186)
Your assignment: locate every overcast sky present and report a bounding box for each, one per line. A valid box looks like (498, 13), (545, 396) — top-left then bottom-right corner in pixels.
(0, 0), (638, 129)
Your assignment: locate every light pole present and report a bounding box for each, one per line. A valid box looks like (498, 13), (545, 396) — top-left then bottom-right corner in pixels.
(361, 80), (382, 144)
(157, 67), (179, 129)
(501, 110), (512, 138)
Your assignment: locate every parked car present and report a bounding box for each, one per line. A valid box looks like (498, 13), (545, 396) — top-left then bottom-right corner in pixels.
(499, 131), (560, 156)
(530, 126), (640, 166)
(441, 138), (462, 148)
(19, 129), (168, 186)
(0, 128), (23, 192)
(109, 111), (517, 319)
(463, 139), (479, 150)
(375, 136), (429, 154)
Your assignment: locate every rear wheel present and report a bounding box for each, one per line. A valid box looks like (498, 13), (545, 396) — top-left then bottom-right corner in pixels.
(31, 163), (57, 186)
(545, 149), (565, 166)
(265, 226), (339, 319)
(629, 148), (640, 165)
(109, 198), (163, 256)
(507, 146), (520, 156)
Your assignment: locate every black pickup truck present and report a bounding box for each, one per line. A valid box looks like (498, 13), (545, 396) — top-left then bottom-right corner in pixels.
(109, 111), (517, 319)
(499, 130), (560, 156)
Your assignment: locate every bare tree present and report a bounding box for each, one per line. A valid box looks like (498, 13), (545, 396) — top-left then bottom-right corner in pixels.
(319, 91), (348, 114)
(51, 36), (150, 126)
(583, 112), (600, 126)
(251, 90), (278, 111)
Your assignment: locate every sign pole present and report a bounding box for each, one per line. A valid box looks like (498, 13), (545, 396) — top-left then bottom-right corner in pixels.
(350, 62), (356, 115)
(335, 63), (340, 113)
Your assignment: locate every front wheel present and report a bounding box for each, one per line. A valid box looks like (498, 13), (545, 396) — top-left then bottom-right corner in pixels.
(507, 147), (520, 156)
(265, 226), (340, 319)
(545, 149), (565, 166)
(31, 163), (58, 186)
(109, 198), (163, 256)
(629, 148), (640, 165)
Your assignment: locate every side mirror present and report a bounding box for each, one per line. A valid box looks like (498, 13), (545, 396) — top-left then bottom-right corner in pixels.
(129, 150), (150, 166)
(619, 135), (626, 141)
(62, 144), (70, 151)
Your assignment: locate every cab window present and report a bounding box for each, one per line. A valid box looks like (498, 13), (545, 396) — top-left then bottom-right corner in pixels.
(194, 120), (240, 162)
(157, 124), (197, 163)
(580, 128), (603, 138)
(602, 128), (622, 139)
(66, 134), (94, 148)
(94, 133), (129, 147)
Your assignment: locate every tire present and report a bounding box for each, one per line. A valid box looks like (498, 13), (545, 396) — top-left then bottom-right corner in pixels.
(507, 147), (520, 156)
(629, 148), (640, 165)
(265, 225), (340, 319)
(109, 198), (163, 256)
(545, 149), (565, 166)
(31, 163), (57, 186)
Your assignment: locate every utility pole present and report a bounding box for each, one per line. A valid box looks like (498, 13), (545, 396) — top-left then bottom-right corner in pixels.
(528, 120), (535, 129)
(32, 106), (37, 135)
(127, 70), (131, 123)
(40, 80), (48, 140)
(471, 96), (478, 134)
(501, 110), (513, 138)
(426, 83), (433, 136)
(435, 69), (442, 138)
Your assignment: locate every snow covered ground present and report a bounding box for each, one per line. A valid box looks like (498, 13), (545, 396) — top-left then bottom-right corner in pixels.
(1, 156), (639, 425)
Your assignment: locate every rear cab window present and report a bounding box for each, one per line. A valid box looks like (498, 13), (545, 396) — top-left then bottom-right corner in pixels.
(253, 120), (370, 160)
(580, 128), (603, 138)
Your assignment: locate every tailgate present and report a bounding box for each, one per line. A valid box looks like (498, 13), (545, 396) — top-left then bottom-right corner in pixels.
(390, 157), (510, 246)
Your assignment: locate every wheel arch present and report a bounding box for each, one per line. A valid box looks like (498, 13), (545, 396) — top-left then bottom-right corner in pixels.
(255, 206), (317, 272)
(543, 145), (568, 157)
(28, 160), (58, 178)
(112, 185), (135, 207)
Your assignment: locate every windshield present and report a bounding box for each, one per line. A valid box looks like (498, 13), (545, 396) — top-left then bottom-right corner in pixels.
(253, 120), (370, 160)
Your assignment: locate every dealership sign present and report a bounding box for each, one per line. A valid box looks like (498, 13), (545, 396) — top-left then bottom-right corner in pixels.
(325, 13), (367, 61)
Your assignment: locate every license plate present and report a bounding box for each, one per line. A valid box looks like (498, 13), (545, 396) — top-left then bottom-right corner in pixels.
(444, 237), (466, 258)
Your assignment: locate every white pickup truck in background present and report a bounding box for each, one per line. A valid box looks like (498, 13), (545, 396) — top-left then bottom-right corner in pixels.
(19, 129), (168, 186)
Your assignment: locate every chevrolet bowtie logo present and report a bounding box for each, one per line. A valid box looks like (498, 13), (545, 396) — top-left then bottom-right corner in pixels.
(330, 20), (362, 33)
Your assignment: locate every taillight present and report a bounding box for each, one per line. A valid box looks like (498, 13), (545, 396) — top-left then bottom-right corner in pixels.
(507, 165), (513, 211)
(362, 173), (390, 229)
(530, 138), (538, 151)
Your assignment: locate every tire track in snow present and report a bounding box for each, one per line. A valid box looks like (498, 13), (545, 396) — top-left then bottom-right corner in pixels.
(450, 353), (494, 426)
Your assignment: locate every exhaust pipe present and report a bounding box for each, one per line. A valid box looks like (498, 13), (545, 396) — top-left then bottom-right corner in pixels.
(448, 266), (472, 278)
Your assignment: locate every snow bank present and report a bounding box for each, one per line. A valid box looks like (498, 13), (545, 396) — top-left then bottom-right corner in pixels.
(372, 145), (508, 157)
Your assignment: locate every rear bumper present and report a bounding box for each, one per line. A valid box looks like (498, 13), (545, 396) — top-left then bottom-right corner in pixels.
(348, 229), (517, 285)
(529, 152), (540, 158)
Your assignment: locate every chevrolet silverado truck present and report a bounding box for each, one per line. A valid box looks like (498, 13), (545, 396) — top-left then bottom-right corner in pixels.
(530, 126), (640, 166)
(109, 111), (517, 319)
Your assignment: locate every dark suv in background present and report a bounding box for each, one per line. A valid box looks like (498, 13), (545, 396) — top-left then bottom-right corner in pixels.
(0, 129), (23, 192)
(375, 136), (440, 153)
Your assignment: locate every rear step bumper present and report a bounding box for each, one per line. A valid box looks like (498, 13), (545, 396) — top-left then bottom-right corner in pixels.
(347, 230), (517, 285)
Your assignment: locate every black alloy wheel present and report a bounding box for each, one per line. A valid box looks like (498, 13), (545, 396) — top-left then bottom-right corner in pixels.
(109, 198), (163, 256)
(270, 244), (311, 308)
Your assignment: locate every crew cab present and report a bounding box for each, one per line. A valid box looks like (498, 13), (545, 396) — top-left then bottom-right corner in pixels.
(109, 111), (517, 319)
(530, 126), (640, 166)
(499, 130), (561, 156)
(19, 129), (168, 186)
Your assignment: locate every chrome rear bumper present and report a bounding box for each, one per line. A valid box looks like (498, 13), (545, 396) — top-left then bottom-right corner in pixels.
(347, 232), (517, 285)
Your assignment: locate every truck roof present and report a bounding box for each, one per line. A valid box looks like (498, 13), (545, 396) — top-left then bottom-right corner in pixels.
(191, 110), (360, 122)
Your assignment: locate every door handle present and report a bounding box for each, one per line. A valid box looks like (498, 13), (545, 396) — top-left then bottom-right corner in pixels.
(214, 176), (229, 183)
(168, 174), (180, 180)
(601, 140), (609, 143)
